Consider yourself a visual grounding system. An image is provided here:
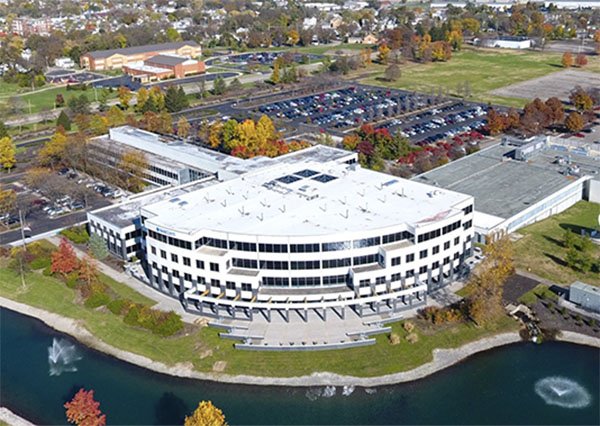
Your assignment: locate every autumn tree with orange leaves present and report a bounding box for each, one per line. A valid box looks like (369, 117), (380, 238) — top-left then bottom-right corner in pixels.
(51, 237), (79, 276)
(65, 389), (106, 426)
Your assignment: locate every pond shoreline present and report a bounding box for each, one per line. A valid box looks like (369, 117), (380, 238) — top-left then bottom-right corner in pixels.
(2, 297), (599, 388)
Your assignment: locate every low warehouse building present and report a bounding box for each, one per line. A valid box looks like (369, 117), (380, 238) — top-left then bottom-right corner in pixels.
(122, 54), (205, 82)
(569, 281), (600, 313)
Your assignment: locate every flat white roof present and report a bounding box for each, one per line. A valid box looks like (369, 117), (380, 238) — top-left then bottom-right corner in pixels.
(143, 161), (471, 237)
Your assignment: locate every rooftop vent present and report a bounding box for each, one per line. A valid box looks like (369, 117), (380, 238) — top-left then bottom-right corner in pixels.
(276, 175), (302, 184)
(312, 174), (337, 183)
(294, 169), (319, 178)
(169, 197), (181, 203)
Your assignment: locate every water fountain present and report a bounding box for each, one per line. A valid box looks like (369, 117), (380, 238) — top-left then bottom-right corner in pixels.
(48, 338), (81, 376)
(534, 377), (591, 409)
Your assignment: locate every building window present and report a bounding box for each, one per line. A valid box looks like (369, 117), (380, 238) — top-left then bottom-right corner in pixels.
(406, 269), (414, 277)
(322, 241), (351, 251)
(171, 253), (178, 263)
(419, 266), (427, 274)
(359, 279), (370, 288)
(444, 257), (450, 265)
(196, 260), (205, 269)
(353, 236), (381, 249)
(432, 261), (439, 269)
(290, 243), (320, 253)
(444, 241), (450, 250)
(353, 254), (378, 266)
(151, 246), (156, 255)
(211, 279), (220, 287)
(391, 273), (402, 282)
(432, 246), (440, 255)
(241, 283), (252, 292)
(172, 270), (180, 278)
(161, 266), (168, 273)
(233, 258), (258, 269)
(391, 256), (401, 266)
(375, 276), (386, 285)
(183, 257), (191, 266)
(454, 237), (460, 246)
(406, 253), (415, 263)
(419, 249), (428, 259)
(160, 250), (166, 259)
(322, 258), (351, 268)
(226, 281), (235, 290)
(291, 277), (321, 286)
(197, 276), (206, 284)
(210, 262), (219, 272)
(290, 260), (319, 270)
(184, 273), (192, 282)
(263, 277), (290, 287)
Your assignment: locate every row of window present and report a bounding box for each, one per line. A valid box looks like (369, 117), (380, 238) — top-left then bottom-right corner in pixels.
(148, 230), (192, 250)
(149, 165), (178, 180)
(417, 220), (462, 243)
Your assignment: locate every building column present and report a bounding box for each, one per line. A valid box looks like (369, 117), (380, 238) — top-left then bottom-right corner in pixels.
(167, 272), (175, 296)
(427, 268), (433, 292)
(438, 262), (444, 288)
(120, 237), (127, 260)
(157, 272), (166, 294)
(401, 276), (406, 290)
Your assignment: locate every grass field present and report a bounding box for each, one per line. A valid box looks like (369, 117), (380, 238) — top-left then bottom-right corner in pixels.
(518, 284), (559, 306)
(361, 47), (600, 108)
(0, 266), (518, 378)
(0, 86), (118, 116)
(513, 201), (600, 287)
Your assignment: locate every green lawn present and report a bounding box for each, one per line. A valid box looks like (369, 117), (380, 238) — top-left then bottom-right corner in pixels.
(518, 284), (559, 306)
(361, 47), (600, 108)
(513, 201), (600, 287)
(0, 86), (118, 116)
(0, 266), (518, 378)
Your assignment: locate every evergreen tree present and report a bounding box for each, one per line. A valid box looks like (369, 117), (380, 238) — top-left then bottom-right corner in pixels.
(139, 94), (157, 113)
(164, 86), (180, 113)
(177, 86), (189, 110)
(212, 77), (227, 95)
(228, 78), (243, 92)
(88, 233), (109, 260)
(56, 111), (72, 131)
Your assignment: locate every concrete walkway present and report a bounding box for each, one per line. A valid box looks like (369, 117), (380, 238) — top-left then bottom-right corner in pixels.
(0, 408), (35, 426)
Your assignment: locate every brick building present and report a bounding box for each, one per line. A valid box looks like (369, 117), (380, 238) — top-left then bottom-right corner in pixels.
(122, 54), (206, 81)
(80, 41), (202, 71)
(12, 17), (52, 36)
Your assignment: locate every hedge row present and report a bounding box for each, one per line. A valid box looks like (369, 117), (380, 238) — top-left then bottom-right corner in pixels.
(60, 227), (90, 244)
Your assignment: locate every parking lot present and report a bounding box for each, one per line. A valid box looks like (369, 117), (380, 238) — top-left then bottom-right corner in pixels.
(45, 69), (105, 85)
(253, 84), (490, 143)
(0, 169), (117, 244)
(206, 52), (324, 66)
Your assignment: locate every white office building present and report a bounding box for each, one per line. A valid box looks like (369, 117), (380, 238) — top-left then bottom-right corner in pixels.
(88, 130), (475, 322)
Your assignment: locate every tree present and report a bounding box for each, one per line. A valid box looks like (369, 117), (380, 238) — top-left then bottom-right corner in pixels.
(212, 76), (227, 95)
(136, 87), (149, 111)
(0, 137), (16, 171)
(207, 122), (223, 148)
(287, 29), (299, 45)
(184, 401), (227, 426)
(0, 185), (17, 217)
(378, 42), (391, 64)
(38, 130), (68, 168)
(107, 105), (125, 127)
(570, 88), (594, 111)
(561, 51), (573, 67)
(256, 115), (275, 145)
(221, 120), (238, 147)
(64, 388), (106, 426)
(575, 53), (587, 67)
(57, 111), (72, 131)
(89, 115), (108, 136)
(67, 94), (90, 115)
(55, 94), (65, 108)
(486, 108), (504, 135)
(165, 85), (182, 113)
(118, 149), (148, 192)
(51, 237), (79, 276)
(157, 110), (173, 134)
(177, 117), (191, 139)
(117, 86), (132, 109)
(88, 233), (109, 260)
(384, 64), (401, 82)
(565, 112), (583, 132)
(98, 89), (110, 112)
(228, 78), (243, 93)
(78, 253), (99, 286)
(271, 58), (281, 84)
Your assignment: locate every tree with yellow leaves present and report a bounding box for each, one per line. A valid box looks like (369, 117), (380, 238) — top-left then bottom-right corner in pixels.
(287, 29), (300, 45)
(89, 115), (108, 136)
(0, 136), (16, 172)
(207, 121), (223, 148)
(177, 117), (191, 139)
(118, 150), (148, 192)
(136, 87), (149, 111)
(255, 115), (275, 145)
(0, 184), (17, 217)
(157, 110), (173, 134)
(235, 119), (258, 151)
(184, 401), (227, 426)
(38, 130), (68, 168)
(107, 105), (126, 127)
(117, 86), (132, 109)
(149, 86), (165, 111)
(377, 42), (390, 64)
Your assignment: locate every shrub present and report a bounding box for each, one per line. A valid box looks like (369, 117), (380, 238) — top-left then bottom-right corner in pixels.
(43, 265), (53, 276)
(561, 307), (568, 317)
(84, 292), (111, 308)
(406, 333), (419, 344)
(389, 332), (401, 345)
(124, 304), (141, 326)
(88, 233), (109, 259)
(107, 298), (127, 315)
(403, 321), (415, 333)
(65, 271), (79, 288)
(29, 257), (51, 270)
(60, 227), (90, 244)
(153, 311), (184, 337)
(590, 319), (596, 328)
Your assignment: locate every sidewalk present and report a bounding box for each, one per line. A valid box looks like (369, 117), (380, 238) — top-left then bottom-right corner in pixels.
(48, 235), (203, 324)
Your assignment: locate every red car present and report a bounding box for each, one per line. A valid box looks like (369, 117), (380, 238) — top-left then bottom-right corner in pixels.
(574, 133), (585, 138)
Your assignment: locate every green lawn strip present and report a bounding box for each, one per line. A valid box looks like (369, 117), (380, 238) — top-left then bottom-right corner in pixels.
(97, 272), (156, 306)
(0, 267), (518, 377)
(513, 201), (600, 287)
(518, 284), (559, 306)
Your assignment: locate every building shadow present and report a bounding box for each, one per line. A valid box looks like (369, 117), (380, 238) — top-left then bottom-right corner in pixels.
(560, 223), (595, 236)
(543, 252), (567, 267)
